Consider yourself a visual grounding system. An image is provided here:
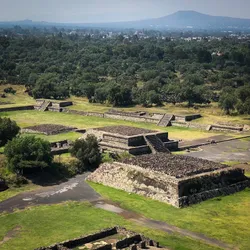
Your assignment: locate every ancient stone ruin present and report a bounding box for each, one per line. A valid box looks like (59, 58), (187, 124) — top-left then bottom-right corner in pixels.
(87, 153), (249, 207)
(50, 140), (73, 155)
(35, 227), (169, 250)
(22, 124), (76, 135)
(34, 99), (73, 112)
(83, 126), (179, 155)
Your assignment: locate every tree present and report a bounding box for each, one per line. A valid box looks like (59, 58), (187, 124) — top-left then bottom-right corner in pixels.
(197, 49), (212, 63)
(0, 117), (20, 147)
(219, 88), (237, 115)
(107, 84), (133, 107)
(235, 85), (250, 114)
(4, 136), (52, 174)
(180, 85), (211, 107)
(70, 134), (101, 170)
(147, 90), (162, 106)
(32, 73), (69, 99)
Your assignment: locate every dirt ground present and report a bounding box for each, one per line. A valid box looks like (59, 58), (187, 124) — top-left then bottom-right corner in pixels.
(186, 139), (250, 163)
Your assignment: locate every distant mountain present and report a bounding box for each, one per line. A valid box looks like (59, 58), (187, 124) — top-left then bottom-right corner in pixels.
(1, 11), (250, 30)
(105, 11), (250, 30)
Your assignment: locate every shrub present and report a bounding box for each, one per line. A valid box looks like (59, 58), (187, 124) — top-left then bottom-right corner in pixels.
(4, 136), (53, 174)
(70, 134), (101, 170)
(3, 87), (16, 94)
(0, 117), (20, 147)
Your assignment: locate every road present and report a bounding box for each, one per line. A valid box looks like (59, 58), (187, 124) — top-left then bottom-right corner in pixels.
(0, 173), (100, 213)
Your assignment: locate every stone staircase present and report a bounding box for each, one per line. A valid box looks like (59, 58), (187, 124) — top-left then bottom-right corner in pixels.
(157, 114), (174, 127)
(144, 135), (170, 154)
(39, 100), (51, 111)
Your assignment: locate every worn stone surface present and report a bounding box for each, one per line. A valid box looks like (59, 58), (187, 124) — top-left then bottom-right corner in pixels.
(95, 126), (157, 136)
(121, 153), (228, 178)
(87, 158), (249, 207)
(35, 227), (164, 250)
(83, 127), (178, 155)
(22, 124), (76, 135)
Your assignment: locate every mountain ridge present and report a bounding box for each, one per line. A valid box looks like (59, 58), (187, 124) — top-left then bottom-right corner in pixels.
(1, 11), (250, 30)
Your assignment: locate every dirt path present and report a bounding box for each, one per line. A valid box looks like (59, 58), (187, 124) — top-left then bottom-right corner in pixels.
(0, 226), (21, 246)
(92, 200), (238, 250)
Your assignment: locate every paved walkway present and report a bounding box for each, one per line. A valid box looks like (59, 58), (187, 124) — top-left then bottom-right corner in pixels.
(0, 173), (100, 213)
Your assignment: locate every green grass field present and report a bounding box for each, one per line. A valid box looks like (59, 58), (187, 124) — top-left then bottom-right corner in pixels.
(0, 202), (220, 250)
(0, 85), (35, 107)
(1, 84), (250, 126)
(89, 183), (250, 250)
(21, 131), (82, 142)
(1, 110), (232, 141)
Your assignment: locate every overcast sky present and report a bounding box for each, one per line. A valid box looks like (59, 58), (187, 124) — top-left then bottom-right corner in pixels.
(1, 0), (250, 23)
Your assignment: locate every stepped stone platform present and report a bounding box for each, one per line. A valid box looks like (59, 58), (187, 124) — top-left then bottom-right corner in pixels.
(35, 99), (73, 112)
(35, 227), (169, 250)
(87, 153), (250, 207)
(22, 124), (76, 135)
(83, 126), (178, 155)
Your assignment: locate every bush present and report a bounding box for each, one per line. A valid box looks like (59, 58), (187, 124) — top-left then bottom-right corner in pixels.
(3, 87), (16, 94)
(4, 136), (53, 174)
(70, 134), (101, 170)
(0, 117), (20, 147)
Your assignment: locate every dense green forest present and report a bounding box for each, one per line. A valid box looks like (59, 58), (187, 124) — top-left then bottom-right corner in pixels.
(0, 28), (250, 114)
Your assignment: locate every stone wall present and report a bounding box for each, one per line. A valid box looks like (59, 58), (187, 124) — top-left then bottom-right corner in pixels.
(210, 124), (243, 132)
(174, 114), (202, 122)
(35, 227), (118, 250)
(179, 180), (250, 207)
(116, 235), (142, 249)
(178, 168), (247, 197)
(87, 162), (249, 208)
(87, 162), (180, 207)
(65, 109), (105, 118)
(35, 227), (161, 250)
(164, 141), (179, 151)
(104, 113), (159, 124)
(156, 132), (169, 142)
(0, 105), (34, 112)
(171, 121), (208, 130)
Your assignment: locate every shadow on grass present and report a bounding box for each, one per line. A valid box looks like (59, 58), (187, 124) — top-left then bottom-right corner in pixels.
(23, 163), (71, 187)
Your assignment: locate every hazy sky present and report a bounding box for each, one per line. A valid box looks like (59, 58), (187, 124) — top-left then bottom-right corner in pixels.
(1, 0), (250, 23)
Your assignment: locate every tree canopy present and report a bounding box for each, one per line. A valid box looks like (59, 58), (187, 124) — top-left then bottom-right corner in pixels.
(0, 117), (20, 147)
(70, 134), (101, 170)
(4, 136), (53, 174)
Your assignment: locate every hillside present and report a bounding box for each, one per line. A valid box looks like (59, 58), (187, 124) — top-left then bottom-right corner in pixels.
(2, 11), (250, 30)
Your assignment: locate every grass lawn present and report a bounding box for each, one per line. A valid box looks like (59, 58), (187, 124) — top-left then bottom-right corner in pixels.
(53, 153), (76, 164)
(0, 85), (35, 108)
(0, 110), (230, 141)
(1, 84), (249, 126)
(0, 202), (220, 250)
(89, 183), (250, 250)
(21, 131), (82, 142)
(0, 184), (38, 202)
